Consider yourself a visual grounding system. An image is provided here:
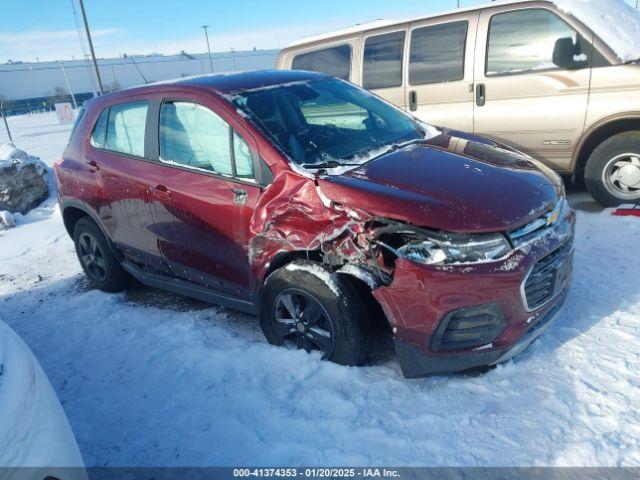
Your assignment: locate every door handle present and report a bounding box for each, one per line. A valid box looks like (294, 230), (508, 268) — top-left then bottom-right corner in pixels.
(86, 160), (100, 172)
(232, 188), (248, 205)
(150, 184), (171, 199)
(476, 83), (486, 107)
(409, 90), (418, 112)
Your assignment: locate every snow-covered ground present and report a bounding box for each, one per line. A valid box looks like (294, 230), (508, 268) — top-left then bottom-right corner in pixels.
(1, 118), (639, 467)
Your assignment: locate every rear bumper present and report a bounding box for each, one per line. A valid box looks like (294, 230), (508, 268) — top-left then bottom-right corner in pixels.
(393, 290), (568, 378)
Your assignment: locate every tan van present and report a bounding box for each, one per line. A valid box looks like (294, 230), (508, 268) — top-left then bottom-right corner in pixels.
(277, 0), (640, 206)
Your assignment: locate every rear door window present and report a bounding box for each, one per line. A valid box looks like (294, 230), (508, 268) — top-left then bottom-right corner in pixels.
(409, 21), (468, 85)
(105, 101), (148, 157)
(363, 31), (405, 89)
(292, 45), (351, 80)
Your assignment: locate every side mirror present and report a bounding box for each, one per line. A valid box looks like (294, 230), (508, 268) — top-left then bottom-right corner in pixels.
(553, 37), (583, 70)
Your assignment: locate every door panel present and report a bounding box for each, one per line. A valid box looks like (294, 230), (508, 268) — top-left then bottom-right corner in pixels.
(142, 162), (261, 297)
(405, 12), (478, 132)
(473, 6), (591, 171)
(96, 153), (164, 269)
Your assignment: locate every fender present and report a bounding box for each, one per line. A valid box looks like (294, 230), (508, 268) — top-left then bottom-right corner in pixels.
(571, 112), (640, 171)
(59, 198), (124, 262)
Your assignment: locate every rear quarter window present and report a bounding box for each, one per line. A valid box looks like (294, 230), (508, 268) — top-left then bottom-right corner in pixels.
(90, 108), (109, 149)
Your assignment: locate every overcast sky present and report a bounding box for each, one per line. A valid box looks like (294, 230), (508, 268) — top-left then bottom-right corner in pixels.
(0, 0), (487, 63)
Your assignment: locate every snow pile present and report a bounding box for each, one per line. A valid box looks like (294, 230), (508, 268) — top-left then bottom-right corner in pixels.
(0, 143), (49, 215)
(555, 0), (640, 62)
(0, 211), (15, 229)
(0, 142), (48, 174)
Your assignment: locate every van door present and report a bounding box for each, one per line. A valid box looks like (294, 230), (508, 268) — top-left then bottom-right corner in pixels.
(473, 5), (592, 171)
(405, 11), (478, 132)
(361, 27), (408, 109)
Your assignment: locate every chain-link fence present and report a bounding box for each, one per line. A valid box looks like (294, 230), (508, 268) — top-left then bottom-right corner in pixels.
(0, 49), (280, 165)
(0, 108), (75, 165)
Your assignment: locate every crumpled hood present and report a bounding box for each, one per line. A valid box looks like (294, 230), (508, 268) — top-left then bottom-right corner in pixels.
(317, 134), (562, 233)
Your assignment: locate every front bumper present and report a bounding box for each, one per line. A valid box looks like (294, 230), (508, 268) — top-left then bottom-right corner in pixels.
(372, 208), (575, 378)
(393, 290), (568, 378)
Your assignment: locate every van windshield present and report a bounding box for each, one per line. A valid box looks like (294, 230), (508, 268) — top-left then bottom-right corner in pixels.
(230, 78), (425, 167)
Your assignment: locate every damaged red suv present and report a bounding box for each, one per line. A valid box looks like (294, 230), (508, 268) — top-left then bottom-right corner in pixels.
(56, 70), (575, 377)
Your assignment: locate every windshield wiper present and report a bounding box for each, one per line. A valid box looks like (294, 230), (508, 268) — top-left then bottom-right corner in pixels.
(300, 160), (363, 169)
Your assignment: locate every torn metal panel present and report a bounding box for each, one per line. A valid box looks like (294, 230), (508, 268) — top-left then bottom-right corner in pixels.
(248, 171), (374, 281)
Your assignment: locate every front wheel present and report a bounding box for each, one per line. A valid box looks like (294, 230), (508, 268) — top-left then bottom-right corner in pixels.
(585, 132), (640, 207)
(260, 261), (369, 366)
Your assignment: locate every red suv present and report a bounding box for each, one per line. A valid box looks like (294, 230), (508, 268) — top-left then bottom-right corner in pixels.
(55, 70), (575, 377)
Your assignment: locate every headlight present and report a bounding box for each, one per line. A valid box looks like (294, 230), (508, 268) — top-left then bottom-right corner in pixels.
(377, 227), (512, 266)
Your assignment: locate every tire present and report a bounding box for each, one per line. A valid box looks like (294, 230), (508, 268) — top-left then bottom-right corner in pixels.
(585, 131), (640, 207)
(73, 217), (128, 292)
(260, 261), (369, 366)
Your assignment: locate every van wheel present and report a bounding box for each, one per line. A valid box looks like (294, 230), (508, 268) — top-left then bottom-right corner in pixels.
(73, 217), (128, 292)
(260, 261), (369, 366)
(585, 132), (640, 207)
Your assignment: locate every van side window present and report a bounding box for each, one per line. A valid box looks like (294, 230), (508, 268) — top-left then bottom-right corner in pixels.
(363, 31), (405, 89)
(90, 108), (109, 149)
(291, 45), (351, 80)
(487, 9), (591, 76)
(105, 101), (148, 157)
(409, 21), (467, 85)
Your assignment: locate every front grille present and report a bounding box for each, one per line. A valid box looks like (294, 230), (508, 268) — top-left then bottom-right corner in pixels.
(431, 303), (506, 351)
(524, 242), (573, 311)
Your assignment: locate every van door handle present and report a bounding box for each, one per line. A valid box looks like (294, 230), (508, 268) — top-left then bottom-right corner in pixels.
(86, 160), (100, 172)
(150, 184), (171, 199)
(409, 90), (418, 112)
(232, 188), (248, 205)
(476, 83), (486, 107)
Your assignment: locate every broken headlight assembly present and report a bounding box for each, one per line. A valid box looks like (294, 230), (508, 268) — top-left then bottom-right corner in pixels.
(375, 225), (512, 266)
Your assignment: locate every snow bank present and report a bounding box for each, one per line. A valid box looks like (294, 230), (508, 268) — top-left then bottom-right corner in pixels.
(0, 211), (15, 229)
(0, 142), (48, 174)
(0, 143), (50, 215)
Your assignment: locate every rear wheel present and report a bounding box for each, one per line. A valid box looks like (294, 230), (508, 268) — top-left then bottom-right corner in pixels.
(260, 261), (369, 366)
(73, 217), (128, 292)
(585, 132), (640, 207)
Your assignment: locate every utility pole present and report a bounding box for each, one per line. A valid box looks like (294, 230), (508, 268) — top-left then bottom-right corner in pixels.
(201, 25), (214, 72)
(78, 0), (104, 95)
(59, 60), (78, 109)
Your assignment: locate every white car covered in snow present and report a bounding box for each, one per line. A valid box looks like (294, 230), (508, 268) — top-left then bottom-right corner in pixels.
(0, 320), (86, 479)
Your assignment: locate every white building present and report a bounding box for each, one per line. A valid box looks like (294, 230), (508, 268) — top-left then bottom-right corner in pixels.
(0, 49), (280, 101)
